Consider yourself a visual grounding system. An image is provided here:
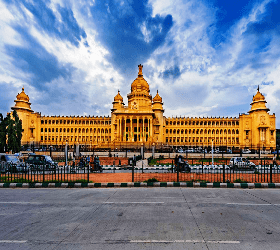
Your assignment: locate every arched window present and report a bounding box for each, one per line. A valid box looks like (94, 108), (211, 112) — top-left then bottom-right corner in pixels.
(228, 129), (231, 134)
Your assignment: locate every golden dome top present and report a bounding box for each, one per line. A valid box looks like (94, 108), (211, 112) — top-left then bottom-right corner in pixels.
(253, 91), (265, 102)
(153, 90), (162, 102)
(249, 86), (269, 113)
(114, 90), (123, 102)
(131, 64), (150, 93)
(16, 87), (30, 102)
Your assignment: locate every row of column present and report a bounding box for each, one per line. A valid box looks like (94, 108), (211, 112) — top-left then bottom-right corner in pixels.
(117, 116), (153, 142)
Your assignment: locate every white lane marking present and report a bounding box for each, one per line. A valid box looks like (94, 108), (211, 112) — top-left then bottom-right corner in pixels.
(0, 240), (27, 243)
(227, 203), (271, 206)
(104, 202), (164, 204)
(0, 202), (41, 204)
(130, 240), (240, 244)
(208, 241), (240, 244)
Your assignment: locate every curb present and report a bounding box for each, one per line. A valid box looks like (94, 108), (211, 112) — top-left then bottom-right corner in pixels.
(1, 182), (280, 188)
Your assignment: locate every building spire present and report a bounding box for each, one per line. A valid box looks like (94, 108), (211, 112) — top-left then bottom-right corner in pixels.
(138, 64), (143, 76)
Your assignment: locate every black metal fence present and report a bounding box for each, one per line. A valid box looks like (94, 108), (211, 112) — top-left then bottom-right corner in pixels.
(1, 161), (279, 184)
(133, 164), (279, 183)
(0, 162), (89, 183)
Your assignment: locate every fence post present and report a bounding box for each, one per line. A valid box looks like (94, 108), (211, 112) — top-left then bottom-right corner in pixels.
(43, 163), (45, 183)
(132, 160), (134, 182)
(270, 164), (272, 183)
(177, 162), (179, 183)
(87, 165), (89, 183)
(223, 164), (225, 183)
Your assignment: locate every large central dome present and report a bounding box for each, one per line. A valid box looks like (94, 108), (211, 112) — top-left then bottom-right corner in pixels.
(131, 64), (150, 94)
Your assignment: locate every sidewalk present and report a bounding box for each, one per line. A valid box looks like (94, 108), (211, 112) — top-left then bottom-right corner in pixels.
(135, 159), (148, 168)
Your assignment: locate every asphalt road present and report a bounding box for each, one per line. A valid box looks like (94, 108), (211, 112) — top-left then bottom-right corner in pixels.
(0, 188), (280, 250)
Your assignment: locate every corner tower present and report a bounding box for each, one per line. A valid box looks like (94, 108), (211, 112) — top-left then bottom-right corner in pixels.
(11, 87), (40, 145)
(239, 86), (276, 150)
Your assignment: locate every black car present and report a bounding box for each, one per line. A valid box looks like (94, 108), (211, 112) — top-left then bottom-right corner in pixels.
(25, 155), (57, 171)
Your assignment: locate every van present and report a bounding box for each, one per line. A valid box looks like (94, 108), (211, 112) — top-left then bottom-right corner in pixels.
(0, 154), (27, 173)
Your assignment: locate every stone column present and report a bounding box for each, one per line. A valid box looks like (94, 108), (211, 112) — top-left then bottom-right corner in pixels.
(124, 117), (127, 142)
(137, 117), (139, 142)
(142, 118), (145, 142)
(130, 117), (133, 142)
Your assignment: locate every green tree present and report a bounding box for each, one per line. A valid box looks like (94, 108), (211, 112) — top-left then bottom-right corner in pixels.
(13, 110), (23, 153)
(0, 111), (23, 153)
(0, 113), (7, 152)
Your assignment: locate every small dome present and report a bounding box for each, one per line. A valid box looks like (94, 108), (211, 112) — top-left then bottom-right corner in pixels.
(114, 90), (123, 102)
(16, 87), (30, 102)
(253, 91), (265, 102)
(153, 90), (162, 102)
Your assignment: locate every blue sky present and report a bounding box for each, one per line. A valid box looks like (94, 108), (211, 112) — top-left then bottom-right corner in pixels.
(1, 0), (280, 126)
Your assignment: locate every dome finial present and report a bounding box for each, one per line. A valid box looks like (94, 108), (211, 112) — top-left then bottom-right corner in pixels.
(22, 86), (24, 92)
(138, 64), (143, 76)
(257, 85), (259, 92)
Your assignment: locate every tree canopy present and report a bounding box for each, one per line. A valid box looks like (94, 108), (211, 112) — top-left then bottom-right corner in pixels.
(0, 111), (23, 153)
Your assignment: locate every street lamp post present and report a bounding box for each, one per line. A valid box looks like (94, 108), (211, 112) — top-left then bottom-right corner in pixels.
(65, 140), (68, 166)
(212, 139), (214, 166)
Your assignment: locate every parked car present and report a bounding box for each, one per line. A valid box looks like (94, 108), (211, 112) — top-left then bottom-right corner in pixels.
(0, 154), (27, 173)
(242, 149), (251, 154)
(25, 155), (57, 171)
(186, 148), (194, 153)
(177, 148), (185, 153)
(229, 157), (255, 170)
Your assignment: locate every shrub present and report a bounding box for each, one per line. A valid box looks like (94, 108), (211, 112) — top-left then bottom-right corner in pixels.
(143, 178), (159, 183)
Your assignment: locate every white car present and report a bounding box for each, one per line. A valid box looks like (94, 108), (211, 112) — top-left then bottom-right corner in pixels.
(242, 149), (251, 154)
(229, 157), (255, 170)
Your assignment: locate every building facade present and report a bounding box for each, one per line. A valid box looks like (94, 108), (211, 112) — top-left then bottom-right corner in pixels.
(11, 65), (276, 150)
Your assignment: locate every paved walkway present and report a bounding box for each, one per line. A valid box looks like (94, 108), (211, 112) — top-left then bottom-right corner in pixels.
(135, 159), (148, 168)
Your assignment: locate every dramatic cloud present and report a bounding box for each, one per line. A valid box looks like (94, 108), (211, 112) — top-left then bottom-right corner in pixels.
(1, 0), (280, 127)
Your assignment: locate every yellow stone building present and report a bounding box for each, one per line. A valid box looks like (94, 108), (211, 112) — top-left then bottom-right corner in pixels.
(11, 65), (276, 150)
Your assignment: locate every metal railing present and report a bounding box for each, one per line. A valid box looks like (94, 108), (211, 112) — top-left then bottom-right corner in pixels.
(0, 160), (279, 184)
